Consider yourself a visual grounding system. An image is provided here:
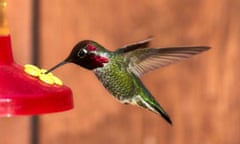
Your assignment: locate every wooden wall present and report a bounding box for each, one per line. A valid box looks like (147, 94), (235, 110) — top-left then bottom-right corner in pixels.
(1, 0), (240, 144)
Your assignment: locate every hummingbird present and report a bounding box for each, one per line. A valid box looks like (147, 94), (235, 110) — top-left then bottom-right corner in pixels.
(46, 38), (209, 124)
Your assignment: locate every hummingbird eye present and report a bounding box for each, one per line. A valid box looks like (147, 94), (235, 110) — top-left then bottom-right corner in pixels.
(77, 48), (88, 58)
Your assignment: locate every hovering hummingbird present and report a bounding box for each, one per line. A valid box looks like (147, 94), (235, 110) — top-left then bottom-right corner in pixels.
(46, 38), (209, 124)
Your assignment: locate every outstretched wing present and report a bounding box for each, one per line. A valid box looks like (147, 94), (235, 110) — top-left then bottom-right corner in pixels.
(123, 46), (210, 77)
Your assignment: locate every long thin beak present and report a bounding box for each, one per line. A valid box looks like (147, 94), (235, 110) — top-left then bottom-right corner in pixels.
(45, 61), (68, 74)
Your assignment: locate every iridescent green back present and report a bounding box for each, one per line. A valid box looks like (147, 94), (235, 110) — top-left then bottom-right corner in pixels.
(94, 53), (135, 101)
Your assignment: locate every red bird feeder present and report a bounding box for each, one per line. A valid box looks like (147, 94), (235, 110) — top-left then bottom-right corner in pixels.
(0, 0), (73, 116)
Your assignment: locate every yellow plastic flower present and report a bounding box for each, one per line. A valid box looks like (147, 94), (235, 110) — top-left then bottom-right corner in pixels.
(24, 64), (63, 86)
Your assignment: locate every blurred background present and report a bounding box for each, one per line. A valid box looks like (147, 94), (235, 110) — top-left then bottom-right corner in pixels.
(0, 0), (240, 144)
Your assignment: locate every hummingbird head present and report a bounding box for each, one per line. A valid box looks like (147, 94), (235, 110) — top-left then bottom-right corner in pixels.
(45, 40), (109, 73)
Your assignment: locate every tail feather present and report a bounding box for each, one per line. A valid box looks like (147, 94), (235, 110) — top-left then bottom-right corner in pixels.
(151, 103), (172, 125)
(134, 95), (172, 125)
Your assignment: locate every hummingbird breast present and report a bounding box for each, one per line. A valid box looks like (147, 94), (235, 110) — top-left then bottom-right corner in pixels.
(93, 54), (135, 102)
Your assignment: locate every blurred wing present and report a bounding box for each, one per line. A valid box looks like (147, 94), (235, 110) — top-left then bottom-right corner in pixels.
(124, 46), (210, 77)
(116, 37), (153, 53)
